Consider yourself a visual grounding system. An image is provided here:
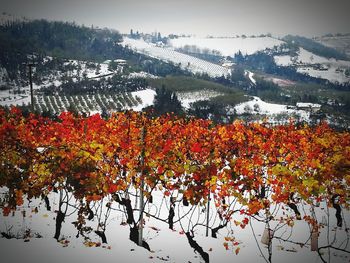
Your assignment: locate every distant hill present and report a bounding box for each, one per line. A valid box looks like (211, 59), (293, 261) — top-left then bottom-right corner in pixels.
(0, 19), (130, 79)
(0, 19), (124, 60)
(283, 35), (348, 60)
(314, 34), (350, 59)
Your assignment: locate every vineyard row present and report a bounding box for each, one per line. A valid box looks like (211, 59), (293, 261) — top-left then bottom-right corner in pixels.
(33, 92), (141, 114)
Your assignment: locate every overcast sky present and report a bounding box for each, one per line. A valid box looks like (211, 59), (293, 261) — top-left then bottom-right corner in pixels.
(1, 0), (349, 37)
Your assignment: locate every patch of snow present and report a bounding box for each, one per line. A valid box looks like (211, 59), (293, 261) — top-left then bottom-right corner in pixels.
(297, 48), (350, 67)
(221, 62), (235, 68)
(131, 88), (156, 111)
(234, 96), (310, 121)
(268, 77), (296, 87)
(296, 102), (321, 108)
(127, 72), (159, 79)
(244, 70), (256, 85)
(0, 88), (31, 107)
(114, 59), (127, 63)
(99, 63), (112, 75)
(169, 36), (284, 57)
(177, 90), (222, 108)
(297, 66), (350, 84)
(274, 55), (294, 66)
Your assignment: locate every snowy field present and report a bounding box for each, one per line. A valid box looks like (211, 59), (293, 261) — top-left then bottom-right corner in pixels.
(297, 66), (350, 84)
(274, 48), (350, 84)
(0, 187), (348, 263)
(177, 90), (222, 108)
(169, 36), (284, 57)
(0, 60), (118, 107)
(131, 88), (156, 111)
(127, 71), (159, 79)
(315, 35), (350, 58)
(233, 96), (310, 122)
(122, 37), (231, 77)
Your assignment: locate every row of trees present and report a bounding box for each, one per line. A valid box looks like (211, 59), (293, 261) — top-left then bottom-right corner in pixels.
(0, 107), (349, 262)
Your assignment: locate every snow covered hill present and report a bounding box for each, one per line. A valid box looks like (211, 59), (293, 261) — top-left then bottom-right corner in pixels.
(314, 35), (350, 59)
(0, 59), (117, 107)
(122, 37), (231, 77)
(169, 36), (284, 57)
(232, 96), (310, 123)
(274, 48), (350, 84)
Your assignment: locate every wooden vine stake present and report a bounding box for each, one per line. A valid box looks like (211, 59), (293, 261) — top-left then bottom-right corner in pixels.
(261, 228), (273, 245)
(138, 125), (146, 246)
(311, 228), (318, 251)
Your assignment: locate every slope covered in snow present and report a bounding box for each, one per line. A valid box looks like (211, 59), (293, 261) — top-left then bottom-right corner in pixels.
(233, 96), (309, 121)
(274, 48), (350, 84)
(169, 36), (284, 57)
(177, 90), (222, 108)
(122, 37), (231, 77)
(130, 88), (156, 111)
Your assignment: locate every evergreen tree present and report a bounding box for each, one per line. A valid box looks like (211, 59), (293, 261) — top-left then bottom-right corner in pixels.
(153, 85), (183, 116)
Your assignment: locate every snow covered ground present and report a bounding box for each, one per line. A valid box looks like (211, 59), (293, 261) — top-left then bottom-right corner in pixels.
(0, 187), (348, 263)
(244, 70), (256, 85)
(133, 89), (223, 111)
(274, 48), (350, 84)
(297, 66), (350, 84)
(122, 37), (231, 77)
(0, 90), (31, 107)
(177, 90), (222, 108)
(63, 60), (114, 80)
(169, 36), (284, 57)
(0, 59), (119, 108)
(131, 88), (156, 111)
(274, 48), (350, 67)
(127, 72), (159, 79)
(315, 35), (350, 58)
(233, 96), (310, 121)
(0, 66), (31, 107)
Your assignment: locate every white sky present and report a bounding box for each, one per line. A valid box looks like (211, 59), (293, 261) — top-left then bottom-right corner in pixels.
(1, 0), (349, 37)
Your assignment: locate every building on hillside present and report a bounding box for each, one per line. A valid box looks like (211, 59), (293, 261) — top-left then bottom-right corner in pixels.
(221, 62), (235, 68)
(114, 59), (127, 65)
(296, 102), (321, 113)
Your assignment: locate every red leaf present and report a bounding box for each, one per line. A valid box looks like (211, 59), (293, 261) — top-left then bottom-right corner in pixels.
(108, 184), (118, 193)
(163, 139), (172, 153)
(193, 172), (201, 181)
(242, 217), (249, 225)
(157, 166), (164, 174)
(191, 142), (202, 153)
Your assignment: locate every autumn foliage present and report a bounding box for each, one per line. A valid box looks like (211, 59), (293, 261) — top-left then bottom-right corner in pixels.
(0, 107), (349, 231)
